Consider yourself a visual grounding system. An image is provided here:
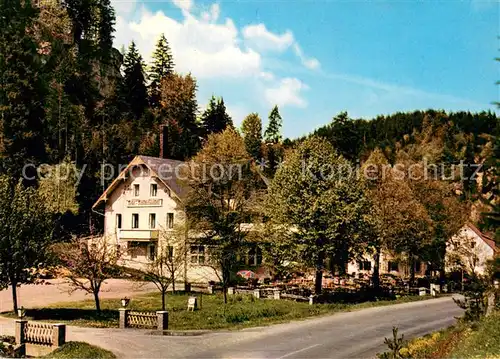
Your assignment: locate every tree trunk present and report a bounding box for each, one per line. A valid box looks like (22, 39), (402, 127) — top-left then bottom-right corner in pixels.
(314, 251), (325, 295)
(161, 290), (166, 311)
(372, 246), (381, 290)
(11, 280), (18, 313)
(93, 290), (101, 313)
(408, 255), (415, 287)
(223, 284), (228, 304)
(222, 260), (230, 304)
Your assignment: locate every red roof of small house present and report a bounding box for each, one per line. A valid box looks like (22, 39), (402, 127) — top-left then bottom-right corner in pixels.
(467, 223), (497, 252)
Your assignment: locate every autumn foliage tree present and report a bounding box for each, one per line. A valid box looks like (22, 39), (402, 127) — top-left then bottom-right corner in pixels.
(157, 73), (200, 159)
(185, 128), (259, 303)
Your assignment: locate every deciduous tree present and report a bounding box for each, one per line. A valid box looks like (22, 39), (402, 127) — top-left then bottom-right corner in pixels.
(266, 136), (370, 294)
(140, 226), (187, 310)
(53, 236), (122, 312)
(241, 113), (263, 160)
(0, 177), (54, 312)
(185, 128), (258, 303)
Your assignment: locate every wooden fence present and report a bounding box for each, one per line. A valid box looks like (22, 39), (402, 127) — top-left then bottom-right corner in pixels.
(127, 311), (157, 328)
(119, 309), (168, 330)
(15, 320), (65, 357)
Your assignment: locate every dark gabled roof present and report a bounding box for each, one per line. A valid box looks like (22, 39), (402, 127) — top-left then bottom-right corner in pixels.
(137, 155), (189, 199)
(467, 223), (497, 252)
(92, 155), (189, 209)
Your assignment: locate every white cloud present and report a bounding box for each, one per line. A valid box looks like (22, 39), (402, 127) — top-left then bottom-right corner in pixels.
(264, 78), (308, 108)
(113, 0), (310, 110)
(111, 0), (137, 18)
(242, 24), (294, 52)
(242, 23), (320, 70)
(293, 43), (320, 70)
(172, 0), (193, 12)
(259, 71), (275, 81)
(117, 7), (261, 79)
(226, 104), (250, 127)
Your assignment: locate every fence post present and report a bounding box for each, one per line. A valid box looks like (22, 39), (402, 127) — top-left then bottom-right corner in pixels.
(253, 289), (260, 299)
(309, 295), (314, 305)
(273, 289), (281, 300)
(156, 311), (169, 330)
(52, 324), (66, 348)
(119, 308), (130, 329)
(15, 320), (27, 345)
(207, 285), (214, 294)
(228, 287), (235, 295)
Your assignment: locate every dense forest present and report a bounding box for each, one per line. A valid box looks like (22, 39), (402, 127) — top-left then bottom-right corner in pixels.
(298, 110), (499, 238)
(0, 0), (498, 239)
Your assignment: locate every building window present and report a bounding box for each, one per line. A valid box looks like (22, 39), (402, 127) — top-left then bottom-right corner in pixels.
(415, 261), (422, 272)
(147, 244), (156, 261)
(128, 242), (139, 259)
(116, 214), (122, 229)
(150, 183), (157, 197)
(358, 261), (372, 271)
(248, 247), (263, 266)
(149, 213), (156, 229)
(167, 213), (174, 229)
(132, 213), (139, 229)
(190, 245), (205, 265)
(133, 184), (140, 196)
(388, 261), (399, 272)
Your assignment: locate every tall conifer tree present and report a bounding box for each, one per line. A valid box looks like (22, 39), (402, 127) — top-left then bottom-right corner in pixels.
(122, 41), (148, 119)
(264, 105), (282, 144)
(0, 0), (47, 182)
(201, 95), (233, 136)
(149, 34), (175, 108)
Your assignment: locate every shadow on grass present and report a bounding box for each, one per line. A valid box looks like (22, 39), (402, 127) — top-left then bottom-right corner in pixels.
(3, 308), (118, 323)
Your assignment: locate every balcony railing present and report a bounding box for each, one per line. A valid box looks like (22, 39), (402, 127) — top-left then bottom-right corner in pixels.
(119, 229), (159, 241)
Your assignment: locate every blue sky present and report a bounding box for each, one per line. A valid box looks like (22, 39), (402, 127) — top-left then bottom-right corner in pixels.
(112, 0), (499, 138)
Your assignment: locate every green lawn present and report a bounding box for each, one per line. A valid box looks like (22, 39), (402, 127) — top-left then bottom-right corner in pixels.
(43, 342), (116, 359)
(2, 292), (436, 330)
(378, 311), (500, 359)
(449, 311), (500, 358)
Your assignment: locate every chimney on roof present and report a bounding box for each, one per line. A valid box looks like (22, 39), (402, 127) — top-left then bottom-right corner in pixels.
(160, 124), (168, 159)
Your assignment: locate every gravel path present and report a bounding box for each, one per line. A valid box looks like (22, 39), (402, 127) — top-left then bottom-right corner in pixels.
(0, 279), (157, 313)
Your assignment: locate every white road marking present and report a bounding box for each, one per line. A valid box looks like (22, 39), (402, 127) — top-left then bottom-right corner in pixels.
(276, 344), (321, 359)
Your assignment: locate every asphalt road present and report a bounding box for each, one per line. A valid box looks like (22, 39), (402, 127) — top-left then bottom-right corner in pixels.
(0, 296), (463, 359)
(181, 296), (464, 359)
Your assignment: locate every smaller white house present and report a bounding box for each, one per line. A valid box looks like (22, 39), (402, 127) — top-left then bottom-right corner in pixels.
(346, 252), (428, 279)
(446, 223), (497, 276)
